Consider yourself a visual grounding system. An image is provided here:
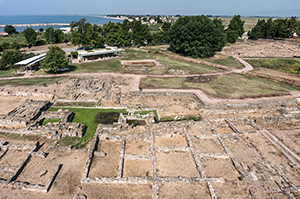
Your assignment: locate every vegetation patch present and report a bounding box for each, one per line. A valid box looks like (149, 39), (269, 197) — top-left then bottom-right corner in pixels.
(246, 58), (300, 74)
(48, 108), (127, 148)
(141, 74), (299, 99)
(0, 77), (65, 86)
(94, 112), (121, 124)
(204, 56), (244, 69)
(42, 118), (61, 125)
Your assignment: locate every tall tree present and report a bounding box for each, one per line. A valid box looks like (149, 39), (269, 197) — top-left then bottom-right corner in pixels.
(44, 27), (65, 44)
(40, 46), (68, 72)
(168, 15), (225, 58)
(70, 18), (104, 48)
(161, 22), (172, 32)
(225, 15), (245, 43)
(23, 27), (37, 45)
(4, 25), (16, 34)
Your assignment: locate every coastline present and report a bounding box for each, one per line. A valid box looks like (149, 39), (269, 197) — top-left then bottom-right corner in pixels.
(0, 23), (69, 28)
(96, 15), (125, 21)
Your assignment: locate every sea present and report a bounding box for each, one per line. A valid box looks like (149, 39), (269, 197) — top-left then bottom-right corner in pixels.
(0, 15), (123, 32)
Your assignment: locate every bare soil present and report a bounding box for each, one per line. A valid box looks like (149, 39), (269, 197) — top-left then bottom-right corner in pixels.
(158, 182), (211, 199)
(193, 137), (224, 153)
(202, 157), (240, 181)
(156, 151), (200, 178)
(125, 139), (151, 156)
(123, 159), (152, 177)
(154, 136), (187, 148)
(89, 140), (120, 178)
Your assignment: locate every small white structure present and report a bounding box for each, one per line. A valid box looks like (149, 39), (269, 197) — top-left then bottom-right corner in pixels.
(0, 32), (8, 36)
(15, 53), (46, 71)
(78, 49), (122, 62)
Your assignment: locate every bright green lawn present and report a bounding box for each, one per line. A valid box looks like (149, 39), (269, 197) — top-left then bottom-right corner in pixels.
(48, 108), (127, 148)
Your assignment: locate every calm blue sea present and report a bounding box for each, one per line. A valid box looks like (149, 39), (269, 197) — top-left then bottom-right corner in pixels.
(0, 15), (123, 32)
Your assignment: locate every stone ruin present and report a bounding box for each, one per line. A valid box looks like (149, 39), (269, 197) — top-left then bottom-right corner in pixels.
(0, 99), (51, 129)
(0, 141), (62, 193)
(121, 60), (161, 71)
(0, 100), (86, 139)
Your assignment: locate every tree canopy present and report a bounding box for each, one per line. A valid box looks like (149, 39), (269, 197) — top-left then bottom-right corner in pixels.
(248, 17), (299, 39)
(40, 46), (68, 72)
(168, 15), (225, 58)
(70, 18), (104, 48)
(43, 27), (65, 44)
(4, 25), (16, 34)
(225, 15), (245, 43)
(1, 49), (22, 67)
(23, 27), (37, 45)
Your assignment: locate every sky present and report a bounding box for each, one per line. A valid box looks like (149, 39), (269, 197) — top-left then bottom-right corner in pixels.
(0, 0), (299, 17)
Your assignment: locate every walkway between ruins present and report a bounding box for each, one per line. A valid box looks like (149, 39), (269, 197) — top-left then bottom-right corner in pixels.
(0, 56), (299, 104)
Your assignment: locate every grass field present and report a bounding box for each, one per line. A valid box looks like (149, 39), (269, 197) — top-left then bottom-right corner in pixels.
(204, 56), (244, 69)
(0, 34), (45, 46)
(68, 49), (222, 75)
(48, 108), (127, 148)
(0, 77), (65, 86)
(0, 69), (24, 78)
(246, 58), (300, 74)
(141, 74), (299, 99)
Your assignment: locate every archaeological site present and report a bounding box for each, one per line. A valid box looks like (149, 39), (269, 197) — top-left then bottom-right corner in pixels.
(0, 40), (299, 199)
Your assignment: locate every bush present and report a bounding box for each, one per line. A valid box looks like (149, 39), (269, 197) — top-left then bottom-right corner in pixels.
(70, 51), (78, 58)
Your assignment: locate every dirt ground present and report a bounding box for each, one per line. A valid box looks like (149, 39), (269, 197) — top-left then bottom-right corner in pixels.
(0, 96), (51, 116)
(222, 39), (300, 58)
(156, 151), (200, 178)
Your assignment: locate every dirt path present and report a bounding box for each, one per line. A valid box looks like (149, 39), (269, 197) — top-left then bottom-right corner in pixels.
(1, 57), (299, 105)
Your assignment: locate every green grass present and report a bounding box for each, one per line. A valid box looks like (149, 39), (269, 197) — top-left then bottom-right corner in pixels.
(203, 56), (244, 69)
(246, 58), (300, 74)
(0, 69), (24, 78)
(141, 74), (299, 99)
(48, 108), (127, 148)
(0, 77), (65, 86)
(42, 118), (61, 125)
(0, 34), (27, 45)
(0, 34), (44, 46)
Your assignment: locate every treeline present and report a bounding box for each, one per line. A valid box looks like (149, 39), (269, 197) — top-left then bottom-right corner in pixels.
(69, 18), (172, 48)
(248, 17), (300, 39)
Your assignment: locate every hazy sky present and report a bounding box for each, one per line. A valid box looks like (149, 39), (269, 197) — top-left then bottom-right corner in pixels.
(0, 0), (299, 17)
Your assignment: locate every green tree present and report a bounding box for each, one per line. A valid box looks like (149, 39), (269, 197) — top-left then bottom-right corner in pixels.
(44, 27), (65, 44)
(4, 25), (16, 34)
(23, 27), (37, 45)
(249, 19), (265, 39)
(153, 30), (165, 43)
(70, 18), (104, 48)
(40, 46), (68, 72)
(226, 30), (239, 43)
(11, 41), (21, 50)
(168, 15), (225, 58)
(1, 49), (22, 66)
(225, 15), (245, 43)
(1, 42), (11, 50)
(39, 28), (44, 33)
(161, 22), (172, 32)
(227, 15), (245, 36)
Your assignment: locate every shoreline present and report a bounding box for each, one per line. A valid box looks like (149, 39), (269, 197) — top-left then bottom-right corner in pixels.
(0, 23), (70, 28)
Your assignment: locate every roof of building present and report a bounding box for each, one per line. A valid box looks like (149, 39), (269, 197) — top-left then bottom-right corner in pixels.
(79, 49), (122, 57)
(15, 53), (46, 66)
